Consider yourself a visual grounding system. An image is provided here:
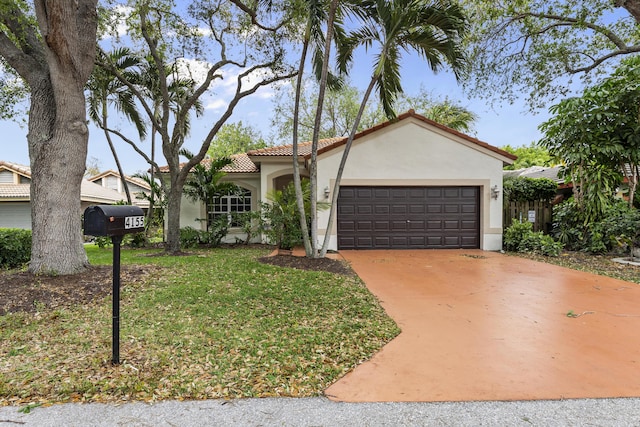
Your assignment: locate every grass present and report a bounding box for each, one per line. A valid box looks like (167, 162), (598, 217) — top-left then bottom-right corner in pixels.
(0, 246), (400, 406)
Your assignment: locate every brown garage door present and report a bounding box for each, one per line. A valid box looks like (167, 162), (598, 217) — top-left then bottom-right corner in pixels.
(337, 186), (480, 249)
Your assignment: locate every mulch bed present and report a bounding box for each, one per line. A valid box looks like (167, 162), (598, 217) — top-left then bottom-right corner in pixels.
(258, 254), (356, 276)
(0, 265), (155, 316)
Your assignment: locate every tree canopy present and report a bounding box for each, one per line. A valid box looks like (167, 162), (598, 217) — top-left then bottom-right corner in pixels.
(461, 0), (640, 109)
(501, 142), (553, 170)
(540, 56), (640, 220)
(207, 122), (267, 158)
(95, 0), (299, 253)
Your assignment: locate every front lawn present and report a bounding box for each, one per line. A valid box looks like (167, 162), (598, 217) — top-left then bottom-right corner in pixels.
(0, 246), (399, 406)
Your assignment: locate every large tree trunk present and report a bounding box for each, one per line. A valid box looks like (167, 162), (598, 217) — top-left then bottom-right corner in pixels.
(164, 156), (188, 253)
(24, 0), (98, 274)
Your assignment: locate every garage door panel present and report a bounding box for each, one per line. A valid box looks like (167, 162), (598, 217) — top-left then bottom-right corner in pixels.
(338, 219), (355, 230)
(444, 188), (461, 198)
(357, 221), (373, 231)
(375, 205), (390, 214)
(391, 221), (407, 230)
(357, 236), (373, 246)
(374, 236), (390, 246)
(339, 205), (355, 215)
(444, 220), (460, 229)
(357, 188), (373, 198)
(374, 188), (390, 198)
(427, 220), (442, 229)
(461, 220), (477, 230)
(338, 186), (479, 250)
(408, 220), (425, 230)
(374, 221), (390, 231)
(427, 188), (442, 198)
(461, 204), (477, 213)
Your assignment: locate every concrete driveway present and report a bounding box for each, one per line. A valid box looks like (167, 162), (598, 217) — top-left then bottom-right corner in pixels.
(325, 250), (640, 402)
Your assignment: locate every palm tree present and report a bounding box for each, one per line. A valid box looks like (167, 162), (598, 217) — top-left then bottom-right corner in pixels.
(182, 152), (239, 233)
(87, 48), (147, 204)
(423, 99), (478, 133)
(291, 0), (348, 258)
(319, 0), (468, 255)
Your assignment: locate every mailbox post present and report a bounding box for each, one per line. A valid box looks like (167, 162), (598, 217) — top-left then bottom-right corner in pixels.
(84, 205), (145, 365)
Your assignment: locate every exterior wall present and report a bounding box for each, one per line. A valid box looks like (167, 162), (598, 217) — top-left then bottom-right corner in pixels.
(0, 202), (31, 229)
(177, 176), (262, 242)
(315, 118), (506, 251)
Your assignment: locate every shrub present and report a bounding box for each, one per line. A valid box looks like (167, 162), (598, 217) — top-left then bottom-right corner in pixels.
(93, 236), (112, 249)
(503, 176), (558, 202)
(179, 218), (230, 249)
(179, 226), (201, 249)
(0, 228), (32, 269)
(200, 216), (229, 247)
(552, 198), (640, 254)
(125, 232), (148, 248)
(504, 221), (563, 256)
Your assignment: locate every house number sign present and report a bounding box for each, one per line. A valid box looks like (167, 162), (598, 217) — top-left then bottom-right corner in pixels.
(124, 216), (145, 229)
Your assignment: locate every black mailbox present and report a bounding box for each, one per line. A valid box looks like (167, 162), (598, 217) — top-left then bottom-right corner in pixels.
(84, 205), (145, 237)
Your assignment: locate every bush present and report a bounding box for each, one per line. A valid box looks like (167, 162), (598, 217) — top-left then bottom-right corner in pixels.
(125, 232), (148, 248)
(93, 236), (112, 249)
(0, 228), (31, 269)
(504, 221), (563, 256)
(552, 199), (640, 254)
(179, 226), (201, 249)
(200, 216), (229, 247)
(503, 176), (558, 202)
(179, 218), (230, 249)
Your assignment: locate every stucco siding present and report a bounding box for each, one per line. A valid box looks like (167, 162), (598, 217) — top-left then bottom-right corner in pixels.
(315, 118), (505, 251)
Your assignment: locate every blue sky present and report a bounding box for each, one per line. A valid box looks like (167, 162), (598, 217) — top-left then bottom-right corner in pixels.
(1, 47), (552, 177)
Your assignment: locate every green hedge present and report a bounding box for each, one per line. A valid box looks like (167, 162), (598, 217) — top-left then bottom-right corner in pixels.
(0, 228), (31, 269)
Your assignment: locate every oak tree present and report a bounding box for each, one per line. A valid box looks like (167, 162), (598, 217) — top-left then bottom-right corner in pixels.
(0, 0), (98, 274)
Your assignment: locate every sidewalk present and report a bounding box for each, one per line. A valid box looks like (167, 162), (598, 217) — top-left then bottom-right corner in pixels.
(2, 397), (640, 426)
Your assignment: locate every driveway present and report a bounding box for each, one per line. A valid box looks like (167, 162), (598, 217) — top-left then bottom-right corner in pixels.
(325, 250), (640, 402)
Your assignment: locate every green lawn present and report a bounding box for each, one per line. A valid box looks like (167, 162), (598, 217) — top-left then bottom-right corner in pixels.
(0, 246), (399, 405)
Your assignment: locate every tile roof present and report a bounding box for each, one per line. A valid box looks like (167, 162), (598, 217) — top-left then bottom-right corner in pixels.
(246, 138), (344, 157)
(0, 160), (31, 178)
(157, 153), (259, 174)
(0, 184), (30, 199)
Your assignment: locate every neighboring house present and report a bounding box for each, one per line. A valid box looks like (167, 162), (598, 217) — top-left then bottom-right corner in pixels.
(503, 165), (573, 202)
(0, 160), (126, 229)
(88, 170), (151, 209)
(166, 110), (516, 251)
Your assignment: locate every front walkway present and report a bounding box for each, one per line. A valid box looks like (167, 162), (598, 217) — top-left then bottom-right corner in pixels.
(325, 250), (640, 402)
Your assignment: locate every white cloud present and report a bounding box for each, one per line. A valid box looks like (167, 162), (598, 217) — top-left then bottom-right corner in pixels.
(204, 98), (228, 111)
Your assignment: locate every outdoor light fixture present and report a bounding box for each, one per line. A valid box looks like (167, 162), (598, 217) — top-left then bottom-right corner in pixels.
(491, 185), (500, 200)
(324, 186), (330, 198)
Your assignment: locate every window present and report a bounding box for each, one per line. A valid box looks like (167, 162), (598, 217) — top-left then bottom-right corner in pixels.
(208, 189), (252, 227)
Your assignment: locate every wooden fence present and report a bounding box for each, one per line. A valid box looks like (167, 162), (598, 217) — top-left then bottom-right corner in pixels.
(503, 200), (553, 233)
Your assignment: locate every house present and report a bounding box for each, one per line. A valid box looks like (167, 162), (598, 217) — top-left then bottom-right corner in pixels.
(87, 170), (151, 209)
(171, 110), (516, 250)
(0, 161), (127, 229)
